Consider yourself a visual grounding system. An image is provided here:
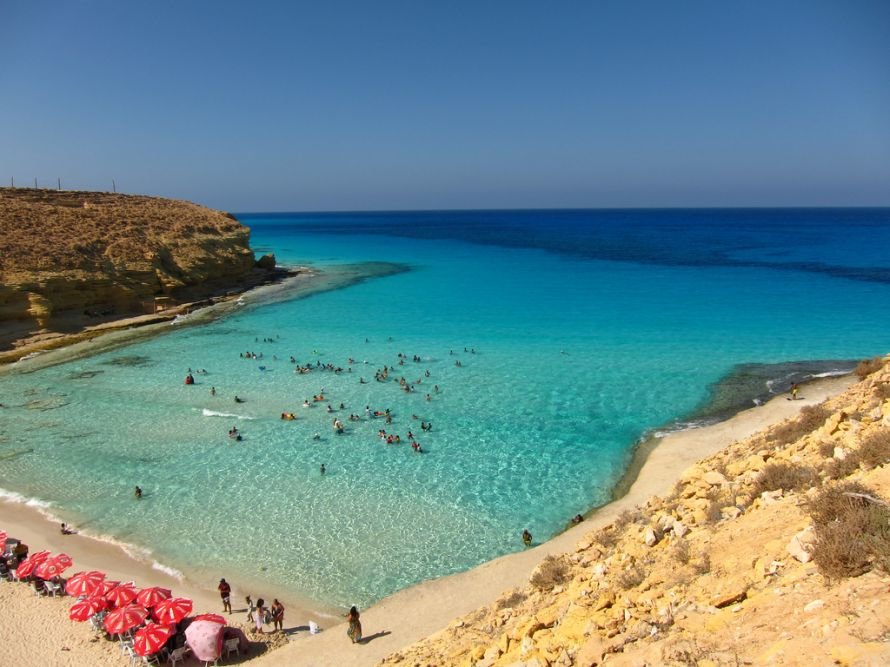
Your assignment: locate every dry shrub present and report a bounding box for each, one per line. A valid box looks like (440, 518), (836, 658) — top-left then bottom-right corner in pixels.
(670, 538), (691, 565)
(818, 440), (836, 458)
(496, 589), (527, 610)
(752, 462), (819, 496)
(616, 562), (646, 590)
(692, 551), (711, 575)
(769, 405), (831, 445)
(827, 431), (890, 479)
(857, 430), (890, 469)
(595, 526), (620, 550)
(807, 481), (890, 579)
(530, 555), (571, 591)
(855, 356), (884, 379)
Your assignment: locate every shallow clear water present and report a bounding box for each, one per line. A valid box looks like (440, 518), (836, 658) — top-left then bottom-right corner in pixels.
(1, 208), (888, 610)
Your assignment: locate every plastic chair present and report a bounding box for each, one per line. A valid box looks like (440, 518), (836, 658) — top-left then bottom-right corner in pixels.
(44, 580), (63, 597)
(224, 637), (239, 658)
(168, 646), (189, 667)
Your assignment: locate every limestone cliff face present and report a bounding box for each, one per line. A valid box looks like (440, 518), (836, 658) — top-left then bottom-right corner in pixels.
(381, 361), (890, 667)
(0, 188), (257, 344)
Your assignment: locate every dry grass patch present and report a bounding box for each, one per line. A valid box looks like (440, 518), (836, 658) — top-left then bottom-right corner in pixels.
(752, 461), (819, 496)
(807, 481), (890, 579)
(827, 430), (890, 479)
(530, 555), (572, 591)
(855, 356), (885, 379)
(768, 404), (832, 445)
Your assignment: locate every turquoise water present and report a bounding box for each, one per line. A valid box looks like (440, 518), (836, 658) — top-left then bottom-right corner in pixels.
(1, 208), (889, 610)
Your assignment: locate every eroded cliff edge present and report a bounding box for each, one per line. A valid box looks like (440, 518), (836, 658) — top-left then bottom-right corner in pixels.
(0, 188), (269, 352)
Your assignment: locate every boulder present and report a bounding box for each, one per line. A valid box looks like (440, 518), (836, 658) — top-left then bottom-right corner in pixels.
(786, 527), (816, 563)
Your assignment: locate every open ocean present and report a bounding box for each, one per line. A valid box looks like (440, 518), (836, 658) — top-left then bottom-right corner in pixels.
(1, 208), (889, 612)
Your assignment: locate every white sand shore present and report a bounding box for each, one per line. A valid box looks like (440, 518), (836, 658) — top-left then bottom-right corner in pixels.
(0, 373), (854, 666)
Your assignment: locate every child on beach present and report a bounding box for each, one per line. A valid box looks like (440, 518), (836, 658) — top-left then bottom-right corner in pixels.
(346, 606), (362, 644)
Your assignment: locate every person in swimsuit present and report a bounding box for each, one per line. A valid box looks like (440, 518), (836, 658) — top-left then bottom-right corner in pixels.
(346, 606), (362, 644)
(218, 578), (232, 614)
(255, 598), (266, 633)
(271, 599), (285, 632)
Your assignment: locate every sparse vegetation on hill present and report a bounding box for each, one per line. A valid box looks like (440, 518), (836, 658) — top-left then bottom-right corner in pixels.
(380, 358), (890, 666)
(0, 188), (270, 353)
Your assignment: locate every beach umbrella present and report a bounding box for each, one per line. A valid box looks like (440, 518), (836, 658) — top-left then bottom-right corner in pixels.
(101, 579), (121, 595)
(15, 550), (51, 578)
(52, 553), (73, 569)
(65, 570), (106, 597)
(135, 586), (172, 609)
(192, 613), (226, 625)
(106, 582), (138, 608)
(36, 553), (74, 579)
(152, 597), (193, 624)
(104, 604), (148, 635)
(69, 596), (108, 622)
(185, 619), (225, 662)
(133, 621), (175, 656)
(0, 530), (7, 552)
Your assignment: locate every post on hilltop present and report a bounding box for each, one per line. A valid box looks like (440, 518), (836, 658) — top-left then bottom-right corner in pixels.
(112, 178), (117, 193)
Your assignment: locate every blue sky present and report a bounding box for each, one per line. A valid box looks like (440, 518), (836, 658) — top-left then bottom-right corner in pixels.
(1, 1), (889, 211)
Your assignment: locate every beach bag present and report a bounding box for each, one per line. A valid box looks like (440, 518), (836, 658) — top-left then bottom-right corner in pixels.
(265, 610), (273, 624)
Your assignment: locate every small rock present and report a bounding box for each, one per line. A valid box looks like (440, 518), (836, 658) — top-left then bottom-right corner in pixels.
(787, 527), (816, 563)
(833, 446), (847, 460)
(721, 506), (742, 520)
(804, 599), (825, 613)
(673, 521), (689, 538)
(644, 527), (659, 547)
(703, 471), (727, 486)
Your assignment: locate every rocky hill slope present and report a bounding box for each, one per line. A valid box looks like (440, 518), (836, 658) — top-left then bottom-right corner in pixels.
(0, 188), (263, 351)
(381, 359), (890, 666)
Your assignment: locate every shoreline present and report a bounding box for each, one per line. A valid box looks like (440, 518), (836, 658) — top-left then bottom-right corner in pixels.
(0, 371), (857, 666)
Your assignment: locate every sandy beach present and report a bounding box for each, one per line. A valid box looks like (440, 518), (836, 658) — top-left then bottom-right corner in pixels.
(0, 373), (855, 666)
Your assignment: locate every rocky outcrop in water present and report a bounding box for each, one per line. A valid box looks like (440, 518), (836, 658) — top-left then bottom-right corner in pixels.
(0, 188), (263, 349)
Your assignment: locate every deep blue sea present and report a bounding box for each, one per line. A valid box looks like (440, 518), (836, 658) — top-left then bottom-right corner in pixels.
(1, 208), (888, 612)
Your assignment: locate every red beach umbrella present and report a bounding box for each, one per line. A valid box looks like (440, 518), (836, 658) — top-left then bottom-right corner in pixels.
(136, 586), (172, 609)
(152, 597), (193, 624)
(106, 582), (138, 608)
(69, 596), (108, 622)
(65, 571), (106, 597)
(34, 560), (65, 580)
(101, 579), (121, 595)
(104, 604), (148, 635)
(15, 551), (50, 578)
(192, 613), (226, 625)
(52, 553), (74, 569)
(0, 530), (7, 551)
(134, 621), (175, 656)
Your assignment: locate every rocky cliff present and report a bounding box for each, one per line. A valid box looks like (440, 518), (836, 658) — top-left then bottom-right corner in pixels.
(0, 188), (261, 350)
(381, 359), (890, 666)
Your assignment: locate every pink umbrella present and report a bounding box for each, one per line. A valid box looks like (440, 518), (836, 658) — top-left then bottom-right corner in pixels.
(185, 619), (225, 662)
(133, 621), (175, 656)
(152, 597), (193, 624)
(69, 596), (108, 622)
(193, 613), (226, 625)
(104, 604), (147, 635)
(135, 586), (172, 609)
(106, 582), (138, 608)
(0, 530), (7, 552)
(65, 571), (106, 597)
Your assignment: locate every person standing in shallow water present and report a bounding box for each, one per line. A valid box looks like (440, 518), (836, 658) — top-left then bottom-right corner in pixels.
(522, 529), (533, 546)
(346, 606), (362, 644)
(134, 486), (142, 499)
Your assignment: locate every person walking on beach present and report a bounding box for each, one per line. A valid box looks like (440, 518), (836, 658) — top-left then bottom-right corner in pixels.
(790, 382), (800, 400)
(346, 606), (362, 644)
(271, 598), (285, 632)
(255, 598), (266, 634)
(218, 578), (232, 614)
